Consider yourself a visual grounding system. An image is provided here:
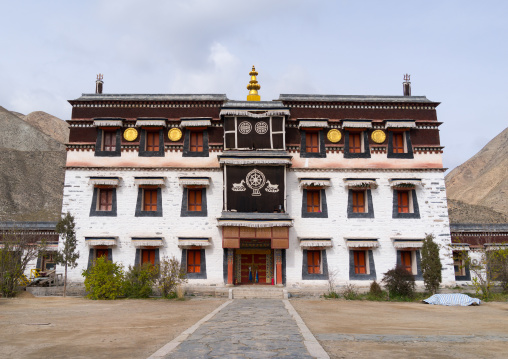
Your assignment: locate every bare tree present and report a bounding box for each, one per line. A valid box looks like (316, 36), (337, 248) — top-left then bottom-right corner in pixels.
(0, 230), (46, 297)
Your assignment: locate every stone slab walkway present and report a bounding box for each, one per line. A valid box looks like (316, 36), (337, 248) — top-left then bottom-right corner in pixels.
(149, 299), (328, 359)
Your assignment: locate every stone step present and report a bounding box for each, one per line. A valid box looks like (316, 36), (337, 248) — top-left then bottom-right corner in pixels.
(231, 287), (287, 299)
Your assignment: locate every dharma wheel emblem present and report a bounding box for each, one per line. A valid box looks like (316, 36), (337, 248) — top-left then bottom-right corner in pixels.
(327, 129), (341, 143)
(168, 128), (182, 141)
(255, 121), (268, 134)
(246, 169), (266, 196)
(238, 121), (252, 135)
(123, 128), (138, 142)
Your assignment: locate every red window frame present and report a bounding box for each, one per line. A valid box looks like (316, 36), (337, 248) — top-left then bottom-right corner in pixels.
(96, 248), (109, 260)
(146, 131), (160, 152)
(188, 189), (203, 211)
(305, 131), (319, 153)
(141, 249), (156, 265)
(98, 188), (113, 211)
(103, 130), (116, 151)
(349, 132), (362, 153)
(143, 189), (158, 212)
(397, 191), (410, 213)
(352, 191), (365, 213)
(353, 251), (367, 274)
(190, 131), (204, 152)
(187, 250), (201, 273)
(400, 251), (412, 273)
(307, 250), (321, 274)
(393, 132), (404, 153)
(306, 189), (321, 213)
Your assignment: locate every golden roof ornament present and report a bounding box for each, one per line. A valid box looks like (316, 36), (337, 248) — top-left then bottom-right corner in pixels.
(246, 65), (261, 101)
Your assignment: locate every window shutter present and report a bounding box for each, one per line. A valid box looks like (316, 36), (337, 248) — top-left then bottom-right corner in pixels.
(134, 249), (140, 266)
(107, 248), (113, 261)
(87, 248), (94, 270)
(36, 255), (42, 270)
(154, 249), (160, 265)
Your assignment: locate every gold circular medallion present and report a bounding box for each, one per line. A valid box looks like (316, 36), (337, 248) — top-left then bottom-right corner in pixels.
(327, 129), (341, 143)
(123, 128), (138, 142)
(168, 128), (183, 142)
(371, 130), (386, 144)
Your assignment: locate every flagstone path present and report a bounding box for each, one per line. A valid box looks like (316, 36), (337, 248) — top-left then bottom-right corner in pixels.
(148, 299), (329, 359)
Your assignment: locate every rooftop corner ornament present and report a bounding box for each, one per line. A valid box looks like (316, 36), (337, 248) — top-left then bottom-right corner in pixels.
(246, 65), (261, 101)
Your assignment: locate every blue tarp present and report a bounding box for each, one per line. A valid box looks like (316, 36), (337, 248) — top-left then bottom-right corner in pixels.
(423, 294), (481, 306)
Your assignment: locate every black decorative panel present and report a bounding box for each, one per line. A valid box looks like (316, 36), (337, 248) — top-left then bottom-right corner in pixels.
(226, 166), (285, 213)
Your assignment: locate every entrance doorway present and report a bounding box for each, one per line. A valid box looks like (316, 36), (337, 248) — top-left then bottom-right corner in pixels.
(236, 249), (273, 285)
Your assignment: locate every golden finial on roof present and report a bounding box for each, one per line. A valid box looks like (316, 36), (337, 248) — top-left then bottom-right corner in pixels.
(246, 65), (261, 101)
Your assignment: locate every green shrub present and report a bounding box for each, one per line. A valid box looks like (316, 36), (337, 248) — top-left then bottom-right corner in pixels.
(82, 257), (124, 300)
(368, 280), (385, 299)
(421, 234), (442, 294)
(382, 266), (415, 298)
(155, 256), (187, 299)
(342, 283), (360, 300)
(123, 263), (159, 298)
(323, 291), (340, 299)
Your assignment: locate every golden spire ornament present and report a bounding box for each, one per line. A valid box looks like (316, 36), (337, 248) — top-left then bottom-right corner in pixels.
(246, 65), (261, 101)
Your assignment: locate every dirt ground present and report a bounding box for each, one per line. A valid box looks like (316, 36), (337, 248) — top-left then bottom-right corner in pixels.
(0, 294), (226, 359)
(1, 295), (507, 359)
(291, 299), (508, 359)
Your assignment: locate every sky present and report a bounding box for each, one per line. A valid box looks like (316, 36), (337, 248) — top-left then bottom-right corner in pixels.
(1, 0), (506, 172)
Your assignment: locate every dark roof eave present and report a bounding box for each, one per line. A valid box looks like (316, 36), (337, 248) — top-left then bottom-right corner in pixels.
(69, 94), (229, 104)
(278, 94), (440, 106)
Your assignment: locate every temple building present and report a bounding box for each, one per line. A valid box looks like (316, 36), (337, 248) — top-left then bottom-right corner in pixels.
(61, 68), (456, 289)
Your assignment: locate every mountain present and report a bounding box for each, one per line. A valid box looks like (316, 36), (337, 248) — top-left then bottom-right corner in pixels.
(0, 106), (68, 221)
(445, 127), (508, 223)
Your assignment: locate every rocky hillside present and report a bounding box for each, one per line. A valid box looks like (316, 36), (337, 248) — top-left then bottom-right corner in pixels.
(445, 127), (508, 223)
(0, 106), (68, 221)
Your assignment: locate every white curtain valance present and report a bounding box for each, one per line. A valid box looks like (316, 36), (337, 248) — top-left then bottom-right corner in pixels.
(131, 238), (164, 247)
(485, 243), (508, 251)
(135, 119), (167, 127)
(342, 120), (372, 129)
(217, 220), (293, 228)
(220, 109), (290, 118)
(180, 118), (212, 127)
(89, 177), (120, 187)
(85, 238), (117, 246)
(346, 239), (379, 248)
(393, 239), (423, 249)
(389, 179), (421, 188)
(299, 178), (331, 188)
(179, 177), (210, 187)
(93, 119), (123, 127)
(450, 243), (470, 251)
(299, 238), (332, 248)
(219, 158), (292, 165)
(298, 120), (329, 128)
(178, 238), (211, 248)
(385, 120), (416, 129)
(134, 177), (165, 187)
(344, 179), (377, 189)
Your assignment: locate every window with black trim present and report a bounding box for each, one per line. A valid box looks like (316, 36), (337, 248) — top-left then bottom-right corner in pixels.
(300, 130), (326, 158)
(396, 249), (423, 279)
(139, 128), (164, 157)
(344, 131), (370, 158)
(95, 129), (121, 157)
(349, 250), (377, 280)
(181, 187), (207, 217)
(347, 189), (374, 218)
(87, 248), (113, 269)
(392, 189), (420, 219)
(183, 129), (209, 157)
(90, 187), (117, 217)
(388, 131), (413, 159)
(181, 249), (207, 279)
(302, 249), (328, 280)
(453, 251), (471, 281)
(302, 188), (328, 218)
(135, 187), (162, 217)
(134, 248), (160, 266)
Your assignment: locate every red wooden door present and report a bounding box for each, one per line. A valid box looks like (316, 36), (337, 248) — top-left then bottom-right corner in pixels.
(240, 253), (269, 284)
